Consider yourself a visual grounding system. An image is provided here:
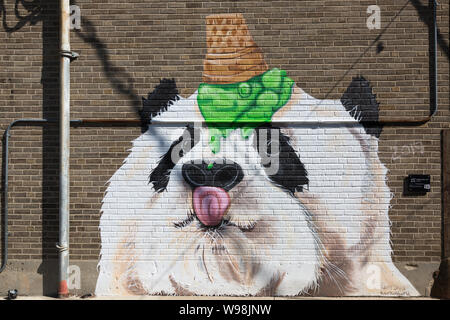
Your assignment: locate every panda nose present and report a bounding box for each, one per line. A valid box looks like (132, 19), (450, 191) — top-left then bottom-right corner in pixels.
(181, 160), (244, 191)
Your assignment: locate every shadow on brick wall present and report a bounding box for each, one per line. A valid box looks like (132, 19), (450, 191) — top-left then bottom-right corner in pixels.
(1, 0), (143, 112)
(74, 16), (141, 112)
(39, 0), (59, 297)
(0, 0), (41, 33)
(0, 0), (60, 296)
(410, 0), (449, 60)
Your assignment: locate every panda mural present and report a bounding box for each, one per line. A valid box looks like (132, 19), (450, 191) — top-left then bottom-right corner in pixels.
(95, 13), (419, 296)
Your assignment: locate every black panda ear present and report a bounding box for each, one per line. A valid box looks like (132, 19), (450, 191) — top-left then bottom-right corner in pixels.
(140, 78), (179, 132)
(340, 76), (383, 138)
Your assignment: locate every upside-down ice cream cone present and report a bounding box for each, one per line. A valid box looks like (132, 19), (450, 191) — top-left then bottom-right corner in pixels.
(203, 13), (269, 84)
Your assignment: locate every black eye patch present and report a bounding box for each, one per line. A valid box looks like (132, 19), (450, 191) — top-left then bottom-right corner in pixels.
(140, 78), (179, 133)
(254, 125), (309, 195)
(149, 125), (199, 192)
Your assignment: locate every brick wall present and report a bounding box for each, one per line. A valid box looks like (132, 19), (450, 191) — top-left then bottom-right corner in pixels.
(0, 0), (449, 296)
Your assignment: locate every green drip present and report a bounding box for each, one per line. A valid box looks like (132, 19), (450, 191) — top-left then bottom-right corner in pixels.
(197, 68), (294, 153)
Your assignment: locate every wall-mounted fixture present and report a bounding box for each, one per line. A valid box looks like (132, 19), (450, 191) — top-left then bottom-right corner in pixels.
(404, 174), (431, 195)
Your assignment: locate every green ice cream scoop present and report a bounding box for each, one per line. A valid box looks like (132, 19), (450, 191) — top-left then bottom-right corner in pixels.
(197, 68), (294, 153)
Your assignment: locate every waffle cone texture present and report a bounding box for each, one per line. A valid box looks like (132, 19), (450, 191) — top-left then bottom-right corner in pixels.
(203, 13), (269, 84)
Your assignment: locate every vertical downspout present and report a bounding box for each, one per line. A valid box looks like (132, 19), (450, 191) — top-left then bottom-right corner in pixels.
(431, 0), (450, 299)
(429, 0), (438, 117)
(58, 0), (71, 298)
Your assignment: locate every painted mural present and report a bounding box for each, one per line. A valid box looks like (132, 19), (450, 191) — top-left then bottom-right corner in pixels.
(95, 13), (419, 296)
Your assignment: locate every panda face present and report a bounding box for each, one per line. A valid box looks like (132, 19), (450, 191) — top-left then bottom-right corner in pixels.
(95, 82), (419, 297)
(96, 100), (322, 295)
(131, 124), (321, 296)
(149, 124), (309, 228)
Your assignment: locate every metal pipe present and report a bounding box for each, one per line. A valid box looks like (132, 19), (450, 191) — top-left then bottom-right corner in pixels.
(80, 118), (430, 126)
(58, 0), (71, 298)
(1, 119), (49, 274)
(429, 0), (438, 118)
(377, 0), (438, 124)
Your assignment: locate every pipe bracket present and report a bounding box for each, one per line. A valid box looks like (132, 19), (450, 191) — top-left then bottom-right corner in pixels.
(56, 243), (69, 253)
(60, 50), (79, 61)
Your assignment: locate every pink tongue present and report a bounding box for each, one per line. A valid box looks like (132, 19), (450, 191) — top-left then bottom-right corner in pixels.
(193, 187), (230, 226)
